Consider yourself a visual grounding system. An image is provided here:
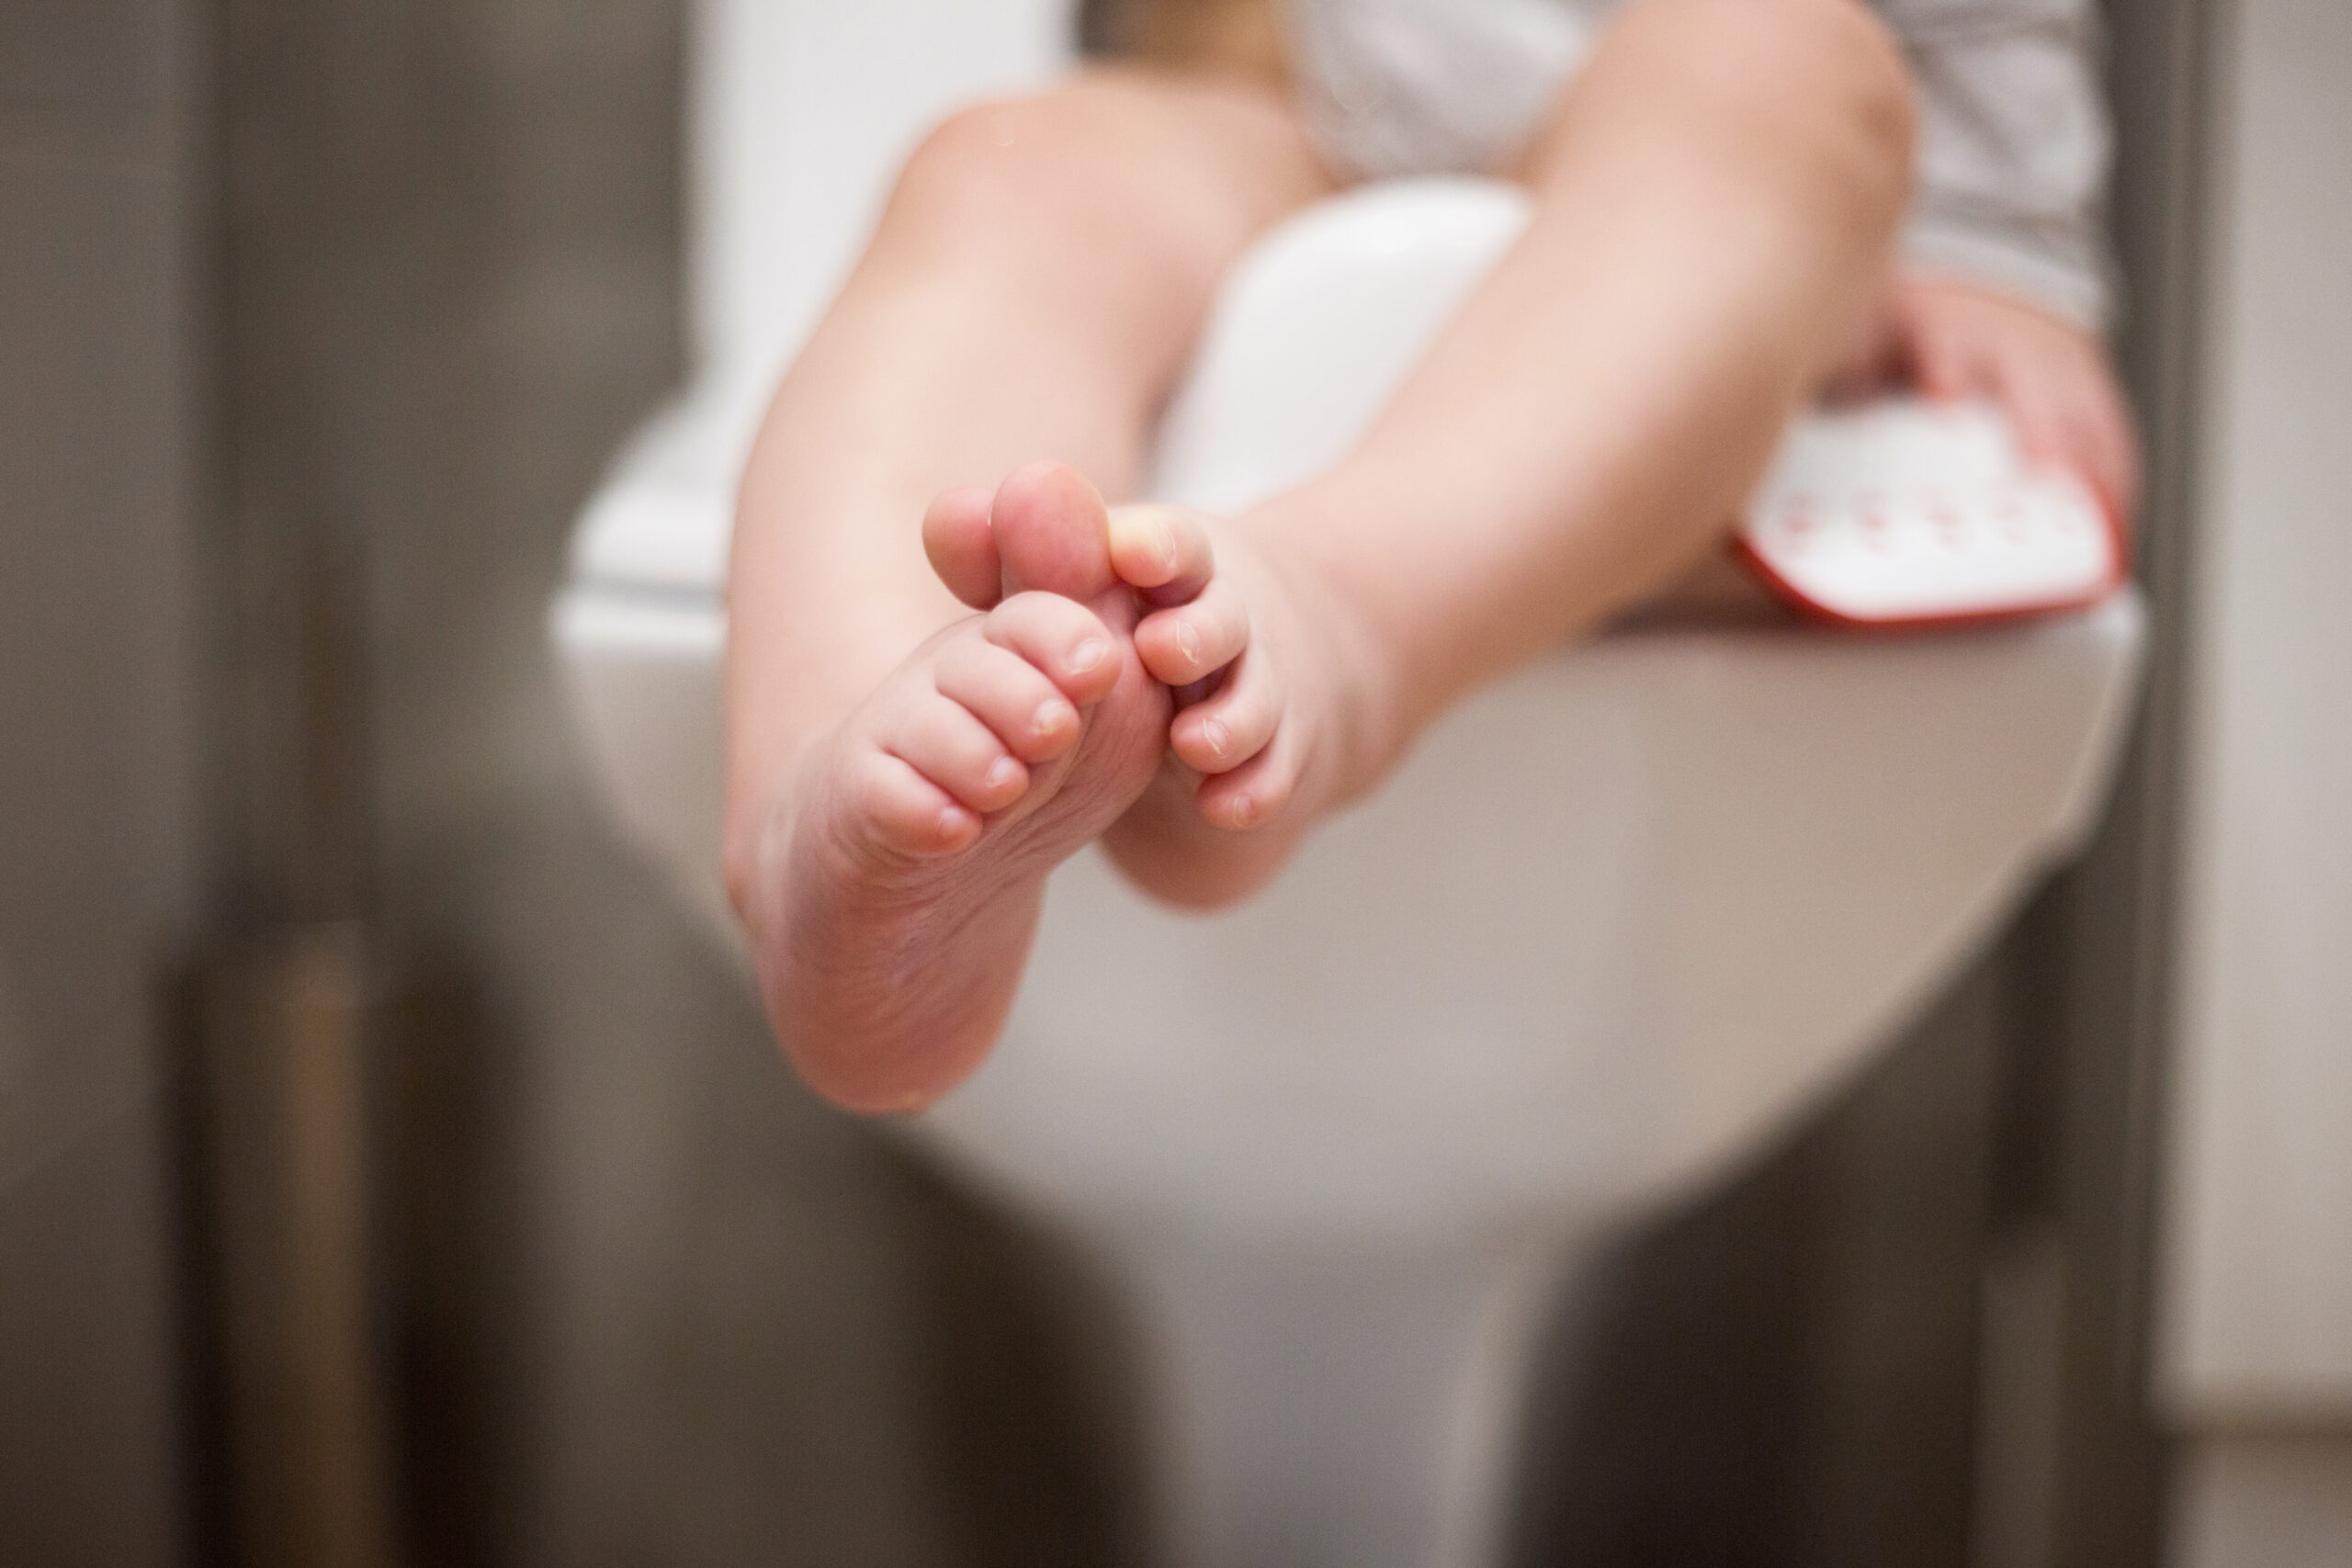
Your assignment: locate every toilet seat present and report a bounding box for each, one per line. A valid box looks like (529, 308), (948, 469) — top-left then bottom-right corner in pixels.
(555, 178), (2143, 1244)
(551, 22), (2144, 1554)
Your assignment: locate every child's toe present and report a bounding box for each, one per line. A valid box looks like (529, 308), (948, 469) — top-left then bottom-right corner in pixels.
(990, 462), (1118, 600)
(1170, 649), (1278, 773)
(1195, 736), (1298, 831)
(1109, 504), (1216, 604)
(846, 749), (980, 859)
(1136, 577), (1250, 686)
(983, 591), (1121, 705)
(881, 694), (1030, 815)
(922, 486), (1003, 609)
(933, 638), (1082, 763)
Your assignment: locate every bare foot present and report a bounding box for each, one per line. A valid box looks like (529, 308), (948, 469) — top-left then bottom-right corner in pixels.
(1091, 504), (1395, 909)
(1091, 505), (1777, 905)
(734, 464), (1170, 1112)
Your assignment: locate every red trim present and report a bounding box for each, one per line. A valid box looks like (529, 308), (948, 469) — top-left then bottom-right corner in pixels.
(1730, 484), (2133, 634)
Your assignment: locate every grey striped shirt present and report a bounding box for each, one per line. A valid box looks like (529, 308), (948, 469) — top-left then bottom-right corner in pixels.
(1282, 0), (2116, 326)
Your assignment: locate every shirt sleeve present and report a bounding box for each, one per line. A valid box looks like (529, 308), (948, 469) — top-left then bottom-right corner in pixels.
(1874, 0), (2119, 329)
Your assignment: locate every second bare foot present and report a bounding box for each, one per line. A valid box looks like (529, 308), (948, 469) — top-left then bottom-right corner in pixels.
(1091, 503), (1396, 909)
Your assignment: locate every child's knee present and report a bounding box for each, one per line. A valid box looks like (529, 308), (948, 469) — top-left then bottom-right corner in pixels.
(884, 88), (1188, 273)
(1584, 0), (1917, 201)
(1696, 0), (1915, 189)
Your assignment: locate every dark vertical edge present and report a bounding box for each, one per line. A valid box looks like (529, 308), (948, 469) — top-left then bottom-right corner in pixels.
(1991, 0), (2222, 1562)
(160, 957), (234, 1568)
(367, 945), (501, 1568)
(162, 0), (239, 1559)
(2090, 0), (2221, 1393)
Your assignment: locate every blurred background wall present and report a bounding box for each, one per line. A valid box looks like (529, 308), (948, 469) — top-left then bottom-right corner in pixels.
(0, 0), (203, 1562)
(2163, 0), (2352, 1560)
(196, 1), (1124, 1563)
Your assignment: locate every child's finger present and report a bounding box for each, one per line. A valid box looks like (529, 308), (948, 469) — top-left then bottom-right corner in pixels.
(1990, 353), (2118, 520)
(1906, 323), (1989, 403)
(1994, 363), (2077, 480)
(2073, 408), (2141, 528)
(2072, 368), (2144, 525)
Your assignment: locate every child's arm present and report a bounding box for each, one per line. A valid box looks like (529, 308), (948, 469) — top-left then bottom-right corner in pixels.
(1841, 0), (2141, 518)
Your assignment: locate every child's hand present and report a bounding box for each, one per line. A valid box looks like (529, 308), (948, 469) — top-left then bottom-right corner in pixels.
(1833, 276), (2142, 525)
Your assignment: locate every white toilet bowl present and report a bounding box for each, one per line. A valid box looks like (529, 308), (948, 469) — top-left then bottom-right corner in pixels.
(550, 8), (2144, 1564)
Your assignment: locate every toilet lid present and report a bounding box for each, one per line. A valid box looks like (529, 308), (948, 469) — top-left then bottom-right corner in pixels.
(1736, 399), (2126, 628)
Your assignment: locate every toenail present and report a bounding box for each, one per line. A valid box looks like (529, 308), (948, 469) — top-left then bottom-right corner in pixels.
(984, 757), (1022, 793)
(1176, 622), (1201, 665)
(1200, 718), (1228, 760)
(1069, 638), (1109, 674)
(1035, 698), (1076, 738)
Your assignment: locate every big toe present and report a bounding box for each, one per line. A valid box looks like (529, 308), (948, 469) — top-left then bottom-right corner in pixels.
(990, 461), (1120, 604)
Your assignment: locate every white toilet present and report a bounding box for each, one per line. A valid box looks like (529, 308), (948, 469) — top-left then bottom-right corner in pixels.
(550, 5), (2146, 1565)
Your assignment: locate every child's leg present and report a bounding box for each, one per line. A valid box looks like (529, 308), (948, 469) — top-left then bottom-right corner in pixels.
(729, 0), (1914, 1111)
(724, 71), (1332, 1110)
(1102, 0), (1917, 904)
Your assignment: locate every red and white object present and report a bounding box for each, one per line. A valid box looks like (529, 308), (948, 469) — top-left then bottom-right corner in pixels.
(1736, 398), (2127, 628)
